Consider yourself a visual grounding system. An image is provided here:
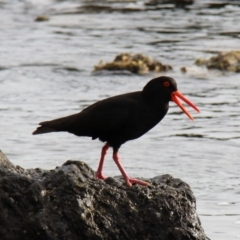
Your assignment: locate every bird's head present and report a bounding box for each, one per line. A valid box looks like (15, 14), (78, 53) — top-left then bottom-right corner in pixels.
(143, 76), (200, 120)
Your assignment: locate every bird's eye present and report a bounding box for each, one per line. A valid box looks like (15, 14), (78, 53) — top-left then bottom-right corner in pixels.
(163, 81), (170, 87)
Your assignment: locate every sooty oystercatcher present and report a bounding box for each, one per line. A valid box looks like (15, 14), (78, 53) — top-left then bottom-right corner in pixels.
(33, 76), (199, 186)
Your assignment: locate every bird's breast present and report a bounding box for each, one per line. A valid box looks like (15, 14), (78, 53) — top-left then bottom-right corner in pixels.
(119, 103), (169, 141)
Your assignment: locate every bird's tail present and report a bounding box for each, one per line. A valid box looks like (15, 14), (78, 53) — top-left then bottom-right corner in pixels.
(32, 126), (55, 135)
(32, 114), (78, 135)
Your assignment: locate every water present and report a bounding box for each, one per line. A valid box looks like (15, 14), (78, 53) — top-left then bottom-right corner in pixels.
(1, 0), (240, 239)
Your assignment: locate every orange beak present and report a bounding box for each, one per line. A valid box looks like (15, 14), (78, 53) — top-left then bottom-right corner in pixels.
(171, 91), (200, 120)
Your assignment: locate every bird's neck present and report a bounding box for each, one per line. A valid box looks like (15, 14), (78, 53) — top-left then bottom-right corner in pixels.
(142, 91), (170, 111)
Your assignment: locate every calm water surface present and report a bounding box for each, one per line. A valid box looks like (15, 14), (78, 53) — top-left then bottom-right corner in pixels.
(1, 0), (240, 239)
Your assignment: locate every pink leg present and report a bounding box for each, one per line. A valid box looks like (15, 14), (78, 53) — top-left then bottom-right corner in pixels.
(112, 152), (150, 187)
(96, 144), (109, 180)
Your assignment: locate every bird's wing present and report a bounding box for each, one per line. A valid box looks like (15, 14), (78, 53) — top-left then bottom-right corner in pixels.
(36, 92), (139, 138)
(72, 93), (138, 137)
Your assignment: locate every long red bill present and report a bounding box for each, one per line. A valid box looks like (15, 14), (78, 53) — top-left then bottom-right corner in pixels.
(171, 91), (200, 120)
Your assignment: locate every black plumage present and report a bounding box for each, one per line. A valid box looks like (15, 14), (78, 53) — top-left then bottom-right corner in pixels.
(33, 76), (199, 186)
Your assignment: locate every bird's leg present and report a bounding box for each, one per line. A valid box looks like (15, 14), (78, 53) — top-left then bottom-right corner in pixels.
(112, 151), (150, 187)
(96, 143), (109, 180)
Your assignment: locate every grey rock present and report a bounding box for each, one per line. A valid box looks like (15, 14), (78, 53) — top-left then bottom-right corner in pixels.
(0, 150), (209, 240)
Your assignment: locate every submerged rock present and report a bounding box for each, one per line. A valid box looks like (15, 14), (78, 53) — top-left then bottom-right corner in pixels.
(0, 150), (209, 240)
(94, 53), (172, 74)
(195, 51), (240, 72)
(35, 15), (49, 22)
(145, 0), (193, 6)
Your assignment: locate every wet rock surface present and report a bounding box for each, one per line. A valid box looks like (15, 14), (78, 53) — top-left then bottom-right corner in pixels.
(0, 150), (209, 240)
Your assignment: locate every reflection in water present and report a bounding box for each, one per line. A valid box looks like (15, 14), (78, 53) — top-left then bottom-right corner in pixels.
(0, 1), (240, 239)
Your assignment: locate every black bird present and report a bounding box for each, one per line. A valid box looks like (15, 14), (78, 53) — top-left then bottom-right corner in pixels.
(33, 76), (199, 186)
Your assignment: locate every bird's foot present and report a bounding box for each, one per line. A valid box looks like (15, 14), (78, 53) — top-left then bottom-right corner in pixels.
(126, 178), (150, 187)
(96, 172), (107, 180)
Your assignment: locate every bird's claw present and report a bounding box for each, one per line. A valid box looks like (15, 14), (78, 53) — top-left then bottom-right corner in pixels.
(96, 172), (107, 180)
(126, 178), (150, 187)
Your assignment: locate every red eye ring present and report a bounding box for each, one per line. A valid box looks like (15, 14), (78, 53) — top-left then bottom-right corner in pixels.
(163, 81), (170, 87)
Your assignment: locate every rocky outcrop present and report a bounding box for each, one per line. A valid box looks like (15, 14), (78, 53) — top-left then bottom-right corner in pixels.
(0, 150), (209, 240)
(195, 51), (240, 72)
(94, 53), (172, 74)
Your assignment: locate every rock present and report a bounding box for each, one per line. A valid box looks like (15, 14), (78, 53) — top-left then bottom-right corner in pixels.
(180, 66), (187, 73)
(94, 53), (172, 74)
(35, 15), (49, 22)
(145, 0), (193, 6)
(195, 51), (240, 72)
(0, 150), (209, 240)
